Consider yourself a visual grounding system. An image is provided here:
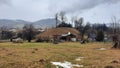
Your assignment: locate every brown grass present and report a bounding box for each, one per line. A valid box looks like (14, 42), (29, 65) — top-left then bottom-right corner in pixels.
(0, 42), (120, 68)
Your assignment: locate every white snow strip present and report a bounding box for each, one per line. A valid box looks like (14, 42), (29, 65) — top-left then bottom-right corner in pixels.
(97, 48), (106, 50)
(75, 57), (85, 61)
(51, 61), (83, 68)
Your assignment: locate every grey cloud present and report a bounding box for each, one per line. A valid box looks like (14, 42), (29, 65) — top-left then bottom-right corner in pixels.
(48, 0), (120, 14)
(68, 0), (120, 13)
(0, 0), (120, 23)
(0, 0), (11, 6)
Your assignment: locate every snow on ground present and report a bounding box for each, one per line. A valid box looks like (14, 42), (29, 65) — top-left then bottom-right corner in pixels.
(75, 57), (85, 61)
(97, 48), (107, 50)
(51, 61), (83, 68)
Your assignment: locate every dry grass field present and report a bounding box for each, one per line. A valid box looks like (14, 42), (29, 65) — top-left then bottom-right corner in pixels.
(0, 42), (120, 68)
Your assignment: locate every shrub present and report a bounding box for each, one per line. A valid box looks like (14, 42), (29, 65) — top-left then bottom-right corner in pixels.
(96, 30), (104, 41)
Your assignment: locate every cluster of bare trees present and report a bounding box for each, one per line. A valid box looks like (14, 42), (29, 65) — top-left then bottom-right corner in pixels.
(111, 16), (120, 49)
(55, 12), (72, 28)
(0, 26), (15, 40)
(22, 24), (35, 42)
(73, 17), (91, 41)
(55, 12), (92, 42)
(55, 12), (107, 43)
(0, 24), (37, 42)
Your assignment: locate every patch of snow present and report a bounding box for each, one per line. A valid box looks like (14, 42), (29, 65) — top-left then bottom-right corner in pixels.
(51, 61), (83, 68)
(75, 57), (85, 61)
(97, 48), (106, 50)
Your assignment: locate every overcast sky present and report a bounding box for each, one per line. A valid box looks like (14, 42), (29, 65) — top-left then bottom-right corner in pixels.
(0, 0), (120, 23)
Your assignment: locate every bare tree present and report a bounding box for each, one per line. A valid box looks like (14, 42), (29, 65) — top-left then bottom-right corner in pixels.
(56, 11), (72, 27)
(81, 22), (91, 41)
(55, 13), (59, 28)
(59, 11), (66, 23)
(23, 24), (35, 42)
(111, 16), (120, 49)
(0, 26), (8, 40)
(71, 16), (77, 27)
(74, 17), (84, 29)
(111, 16), (120, 34)
(73, 17), (90, 41)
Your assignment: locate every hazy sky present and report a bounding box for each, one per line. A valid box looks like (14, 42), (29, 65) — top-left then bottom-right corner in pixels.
(0, 0), (120, 23)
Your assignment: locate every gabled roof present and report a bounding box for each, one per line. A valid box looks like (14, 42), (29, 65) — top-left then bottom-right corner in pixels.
(36, 27), (80, 38)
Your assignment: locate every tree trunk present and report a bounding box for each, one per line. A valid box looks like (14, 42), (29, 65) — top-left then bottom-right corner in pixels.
(112, 35), (120, 49)
(112, 41), (120, 49)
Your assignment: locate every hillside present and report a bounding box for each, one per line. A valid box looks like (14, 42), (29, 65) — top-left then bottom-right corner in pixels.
(33, 18), (58, 28)
(0, 18), (58, 29)
(0, 19), (30, 28)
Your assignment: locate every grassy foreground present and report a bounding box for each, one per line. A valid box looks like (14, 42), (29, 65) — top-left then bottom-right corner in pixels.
(0, 42), (120, 68)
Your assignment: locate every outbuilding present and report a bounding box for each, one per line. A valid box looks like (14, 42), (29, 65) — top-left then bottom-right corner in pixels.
(36, 27), (80, 42)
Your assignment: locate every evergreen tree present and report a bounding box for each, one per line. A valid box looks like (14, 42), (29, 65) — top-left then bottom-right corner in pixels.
(96, 30), (104, 41)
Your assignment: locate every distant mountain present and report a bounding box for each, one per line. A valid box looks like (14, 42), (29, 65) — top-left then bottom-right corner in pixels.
(0, 18), (59, 29)
(0, 19), (30, 28)
(34, 18), (59, 28)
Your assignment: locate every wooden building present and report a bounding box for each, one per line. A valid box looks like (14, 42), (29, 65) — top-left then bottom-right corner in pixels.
(36, 27), (80, 42)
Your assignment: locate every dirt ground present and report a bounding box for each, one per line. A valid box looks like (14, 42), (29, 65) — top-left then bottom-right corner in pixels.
(0, 42), (120, 68)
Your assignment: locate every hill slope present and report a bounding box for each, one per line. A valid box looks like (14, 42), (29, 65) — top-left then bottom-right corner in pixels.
(33, 18), (57, 28)
(0, 19), (30, 28)
(0, 18), (58, 29)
